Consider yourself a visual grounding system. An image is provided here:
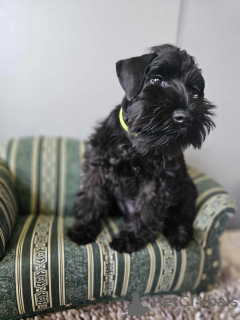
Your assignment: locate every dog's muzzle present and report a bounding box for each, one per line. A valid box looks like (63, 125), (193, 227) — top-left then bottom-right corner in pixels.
(172, 109), (192, 125)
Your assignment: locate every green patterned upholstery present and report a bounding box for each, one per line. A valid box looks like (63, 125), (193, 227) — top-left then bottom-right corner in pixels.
(0, 137), (236, 320)
(0, 159), (18, 260)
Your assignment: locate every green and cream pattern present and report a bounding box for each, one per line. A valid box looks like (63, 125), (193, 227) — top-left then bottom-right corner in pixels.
(0, 137), (236, 320)
(0, 160), (18, 259)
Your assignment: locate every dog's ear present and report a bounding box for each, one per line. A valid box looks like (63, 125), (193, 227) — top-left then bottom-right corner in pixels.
(116, 53), (157, 101)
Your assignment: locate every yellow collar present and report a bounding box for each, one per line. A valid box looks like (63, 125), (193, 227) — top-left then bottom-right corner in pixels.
(119, 107), (138, 136)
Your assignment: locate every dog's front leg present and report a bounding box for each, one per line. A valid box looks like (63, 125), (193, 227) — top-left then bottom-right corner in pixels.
(67, 163), (111, 245)
(110, 212), (164, 253)
(110, 184), (166, 253)
(163, 180), (197, 251)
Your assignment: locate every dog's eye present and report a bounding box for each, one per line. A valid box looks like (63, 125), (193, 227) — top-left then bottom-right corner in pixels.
(150, 76), (163, 85)
(191, 86), (201, 98)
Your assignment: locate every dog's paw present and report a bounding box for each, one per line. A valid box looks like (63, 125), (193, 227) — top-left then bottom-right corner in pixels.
(110, 230), (145, 253)
(67, 221), (101, 245)
(164, 224), (193, 251)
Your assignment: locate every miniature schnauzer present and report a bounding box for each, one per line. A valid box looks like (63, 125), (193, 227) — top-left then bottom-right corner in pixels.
(68, 44), (215, 253)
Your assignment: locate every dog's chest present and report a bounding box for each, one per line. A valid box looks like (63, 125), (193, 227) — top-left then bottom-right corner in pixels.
(108, 158), (182, 210)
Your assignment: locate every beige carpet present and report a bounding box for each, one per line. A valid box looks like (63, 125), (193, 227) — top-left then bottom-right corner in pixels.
(29, 231), (240, 320)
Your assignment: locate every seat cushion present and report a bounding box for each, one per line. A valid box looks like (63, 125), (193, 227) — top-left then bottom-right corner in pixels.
(0, 214), (221, 320)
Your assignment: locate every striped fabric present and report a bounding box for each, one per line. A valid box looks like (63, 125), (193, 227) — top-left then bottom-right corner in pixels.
(0, 137), (236, 320)
(0, 159), (18, 260)
(0, 137), (86, 217)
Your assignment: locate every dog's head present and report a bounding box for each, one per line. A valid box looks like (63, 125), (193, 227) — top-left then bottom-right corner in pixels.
(116, 44), (215, 158)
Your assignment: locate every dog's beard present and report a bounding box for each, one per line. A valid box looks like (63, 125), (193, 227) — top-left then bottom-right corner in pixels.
(127, 98), (215, 158)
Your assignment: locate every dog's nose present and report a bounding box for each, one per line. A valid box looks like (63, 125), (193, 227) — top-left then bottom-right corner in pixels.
(172, 109), (192, 125)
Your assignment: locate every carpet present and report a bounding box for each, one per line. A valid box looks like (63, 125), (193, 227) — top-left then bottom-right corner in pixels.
(28, 230), (240, 320)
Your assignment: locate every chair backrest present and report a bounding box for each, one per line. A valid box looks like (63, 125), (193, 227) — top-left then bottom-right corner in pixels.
(0, 137), (87, 216)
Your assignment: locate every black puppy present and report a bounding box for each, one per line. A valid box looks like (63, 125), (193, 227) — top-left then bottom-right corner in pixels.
(68, 44), (215, 253)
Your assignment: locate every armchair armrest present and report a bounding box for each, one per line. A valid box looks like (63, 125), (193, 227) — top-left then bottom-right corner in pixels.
(0, 159), (18, 260)
(188, 166), (237, 248)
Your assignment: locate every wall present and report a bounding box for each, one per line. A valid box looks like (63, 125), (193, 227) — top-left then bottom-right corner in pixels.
(0, 0), (180, 140)
(0, 0), (239, 226)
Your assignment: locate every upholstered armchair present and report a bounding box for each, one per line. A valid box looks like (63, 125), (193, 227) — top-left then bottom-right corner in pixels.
(0, 137), (236, 320)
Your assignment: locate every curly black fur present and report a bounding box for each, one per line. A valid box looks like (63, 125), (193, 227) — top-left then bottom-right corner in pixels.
(68, 44), (215, 253)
